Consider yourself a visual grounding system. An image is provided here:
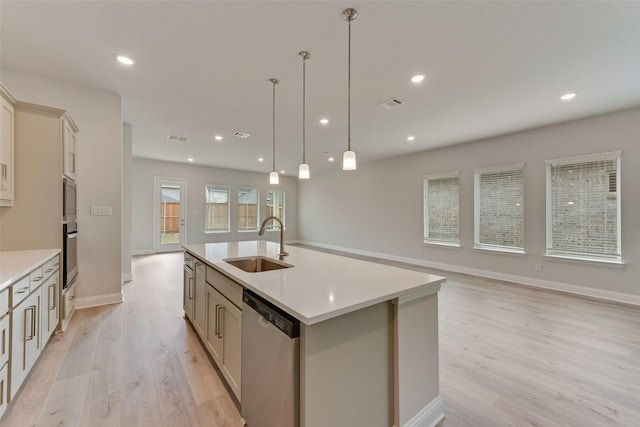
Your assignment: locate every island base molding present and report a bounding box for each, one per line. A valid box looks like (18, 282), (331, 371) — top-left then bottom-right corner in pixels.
(400, 395), (445, 427)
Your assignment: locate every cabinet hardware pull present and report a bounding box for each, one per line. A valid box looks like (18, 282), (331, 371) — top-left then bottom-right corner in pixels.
(16, 287), (28, 294)
(44, 268), (53, 273)
(217, 305), (225, 339)
(0, 163), (6, 191)
(32, 277), (43, 282)
(25, 306), (35, 341)
(1, 328), (5, 355)
(214, 304), (220, 337)
(188, 277), (193, 300)
(49, 284), (57, 310)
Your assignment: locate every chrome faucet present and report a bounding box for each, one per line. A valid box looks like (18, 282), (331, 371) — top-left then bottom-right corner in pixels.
(258, 216), (289, 260)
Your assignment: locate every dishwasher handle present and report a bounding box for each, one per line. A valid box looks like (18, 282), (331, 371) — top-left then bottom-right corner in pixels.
(242, 289), (300, 338)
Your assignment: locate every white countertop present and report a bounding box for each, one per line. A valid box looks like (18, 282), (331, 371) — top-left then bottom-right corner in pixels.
(0, 249), (61, 291)
(184, 241), (446, 325)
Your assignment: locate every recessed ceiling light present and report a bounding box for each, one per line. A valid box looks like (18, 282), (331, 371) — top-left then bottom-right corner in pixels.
(214, 135), (223, 141)
(258, 157), (264, 162)
(320, 118), (329, 125)
(411, 74), (425, 83)
(187, 158), (194, 162)
(560, 93), (576, 101)
(407, 136), (415, 141)
(280, 170), (285, 174)
(328, 157), (335, 162)
(116, 55), (135, 65)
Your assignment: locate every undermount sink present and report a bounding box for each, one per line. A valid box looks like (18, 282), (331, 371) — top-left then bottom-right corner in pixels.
(224, 256), (292, 273)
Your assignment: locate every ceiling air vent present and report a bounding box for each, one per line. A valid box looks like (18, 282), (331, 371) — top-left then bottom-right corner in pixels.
(167, 135), (188, 142)
(379, 97), (404, 110)
(234, 131), (250, 139)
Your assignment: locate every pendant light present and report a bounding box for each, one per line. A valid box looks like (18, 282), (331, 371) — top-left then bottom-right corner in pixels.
(298, 51), (311, 179)
(269, 78), (280, 185)
(342, 8), (357, 171)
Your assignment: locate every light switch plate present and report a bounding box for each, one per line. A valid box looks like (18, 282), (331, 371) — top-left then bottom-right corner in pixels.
(90, 205), (112, 216)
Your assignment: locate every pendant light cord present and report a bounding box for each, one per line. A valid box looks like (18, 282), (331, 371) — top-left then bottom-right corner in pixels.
(303, 57), (306, 163)
(272, 80), (276, 172)
(347, 18), (352, 152)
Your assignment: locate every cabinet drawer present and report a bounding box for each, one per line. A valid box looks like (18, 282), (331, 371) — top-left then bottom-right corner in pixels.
(0, 314), (8, 368)
(64, 285), (76, 319)
(11, 276), (30, 307)
(206, 266), (243, 309)
(43, 255), (60, 279)
(184, 253), (195, 270)
(0, 289), (7, 316)
(29, 266), (45, 290)
(0, 361), (7, 418)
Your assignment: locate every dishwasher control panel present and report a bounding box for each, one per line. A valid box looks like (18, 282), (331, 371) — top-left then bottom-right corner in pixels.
(243, 290), (300, 338)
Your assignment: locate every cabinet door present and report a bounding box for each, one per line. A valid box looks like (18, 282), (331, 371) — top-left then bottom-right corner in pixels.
(41, 272), (59, 343)
(183, 264), (194, 321)
(0, 95), (14, 206)
(0, 362), (7, 418)
(0, 315), (9, 368)
(193, 261), (206, 338)
(221, 299), (242, 400)
(10, 291), (39, 399)
(205, 285), (223, 364)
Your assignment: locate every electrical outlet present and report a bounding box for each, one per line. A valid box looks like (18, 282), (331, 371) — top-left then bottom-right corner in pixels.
(90, 205), (112, 216)
(535, 264), (542, 272)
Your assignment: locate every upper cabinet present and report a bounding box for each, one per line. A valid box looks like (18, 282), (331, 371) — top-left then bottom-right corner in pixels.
(0, 82), (16, 207)
(62, 114), (78, 181)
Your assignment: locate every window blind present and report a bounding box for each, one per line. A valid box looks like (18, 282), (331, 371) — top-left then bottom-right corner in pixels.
(547, 156), (620, 261)
(475, 166), (524, 251)
(205, 185), (229, 232)
(424, 175), (459, 244)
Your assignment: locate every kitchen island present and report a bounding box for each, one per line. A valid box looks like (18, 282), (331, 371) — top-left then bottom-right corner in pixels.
(184, 241), (446, 427)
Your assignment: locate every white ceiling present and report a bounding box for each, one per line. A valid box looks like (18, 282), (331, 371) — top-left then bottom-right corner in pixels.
(2, 1), (640, 176)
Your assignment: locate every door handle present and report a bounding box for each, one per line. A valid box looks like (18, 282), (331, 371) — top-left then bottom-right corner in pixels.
(180, 218), (185, 226)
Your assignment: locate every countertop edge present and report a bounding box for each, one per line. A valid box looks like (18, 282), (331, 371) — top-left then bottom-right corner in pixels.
(0, 249), (61, 291)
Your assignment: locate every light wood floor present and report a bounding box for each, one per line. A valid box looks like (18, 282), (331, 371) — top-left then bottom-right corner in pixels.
(2, 251), (639, 426)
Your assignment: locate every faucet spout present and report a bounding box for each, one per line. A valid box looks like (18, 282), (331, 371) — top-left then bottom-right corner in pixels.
(258, 216), (288, 260)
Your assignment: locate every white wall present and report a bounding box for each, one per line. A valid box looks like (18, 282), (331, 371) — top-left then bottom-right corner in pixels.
(132, 157), (299, 252)
(122, 123), (133, 282)
(299, 107), (640, 302)
(1, 69), (123, 304)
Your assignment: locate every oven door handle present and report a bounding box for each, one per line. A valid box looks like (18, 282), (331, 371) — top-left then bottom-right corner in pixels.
(66, 231), (79, 239)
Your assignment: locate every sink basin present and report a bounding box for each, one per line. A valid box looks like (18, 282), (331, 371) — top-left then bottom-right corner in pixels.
(223, 256), (292, 273)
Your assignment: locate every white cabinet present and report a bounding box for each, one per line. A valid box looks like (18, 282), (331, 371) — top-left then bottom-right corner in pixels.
(205, 266), (242, 400)
(63, 115), (78, 180)
(0, 82), (16, 207)
(11, 288), (42, 400)
(41, 272), (60, 343)
(0, 288), (9, 419)
(193, 261), (206, 337)
(61, 281), (76, 331)
(183, 255), (194, 321)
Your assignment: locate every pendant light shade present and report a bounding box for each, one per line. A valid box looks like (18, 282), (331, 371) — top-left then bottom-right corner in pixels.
(298, 51), (311, 180)
(342, 8), (357, 171)
(269, 78), (279, 184)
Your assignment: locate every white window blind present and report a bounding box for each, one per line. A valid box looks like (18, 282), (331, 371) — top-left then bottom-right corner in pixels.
(424, 173), (459, 246)
(546, 151), (622, 262)
(266, 189), (285, 230)
(474, 165), (524, 253)
(205, 185), (229, 232)
(238, 187), (259, 231)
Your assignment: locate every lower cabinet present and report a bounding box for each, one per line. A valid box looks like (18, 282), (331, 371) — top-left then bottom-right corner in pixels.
(205, 283), (242, 400)
(41, 273), (59, 343)
(183, 262), (194, 321)
(0, 289), (8, 419)
(11, 290), (42, 399)
(193, 261), (206, 337)
(0, 362), (7, 417)
(61, 280), (76, 331)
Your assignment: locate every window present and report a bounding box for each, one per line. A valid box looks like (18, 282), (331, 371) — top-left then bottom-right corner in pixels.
(474, 164), (524, 253)
(546, 151), (622, 263)
(238, 187), (259, 231)
(266, 189), (285, 230)
(205, 185), (229, 232)
(424, 172), (459, 246)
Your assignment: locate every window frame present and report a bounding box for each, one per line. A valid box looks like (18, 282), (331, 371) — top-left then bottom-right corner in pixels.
(545, 151), (623, 265)
(265, 189), (286, 231)
(473, 163), (525, 254)
(423, 171), (460, 247)
(237, 187), (260, 232)
(204, 185), (230, 233)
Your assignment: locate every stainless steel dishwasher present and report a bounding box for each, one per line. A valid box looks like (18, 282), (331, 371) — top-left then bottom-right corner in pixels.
(241, 289), (300, 427)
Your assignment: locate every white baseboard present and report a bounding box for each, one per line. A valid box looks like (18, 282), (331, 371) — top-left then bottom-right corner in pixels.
(402, 395), (445, 427)
(132, 249), (155, 256)
(75, 292), (123, 309)
(300, 241), (640, 307)
(122, 272), (132, 282)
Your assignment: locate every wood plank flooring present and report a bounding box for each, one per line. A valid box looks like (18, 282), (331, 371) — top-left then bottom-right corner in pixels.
(2, 250), (639, 426)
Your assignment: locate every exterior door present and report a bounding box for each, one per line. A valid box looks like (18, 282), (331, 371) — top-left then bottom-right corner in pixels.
(155, 177), (186, 253)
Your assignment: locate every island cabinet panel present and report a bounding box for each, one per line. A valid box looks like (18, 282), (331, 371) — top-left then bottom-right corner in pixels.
(193, 261), (207, 338)
(300, 301), (393, 427)
(205, 285), (224, 361)
(183, 258), (194, 321)
(11, 289), (42, 400)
